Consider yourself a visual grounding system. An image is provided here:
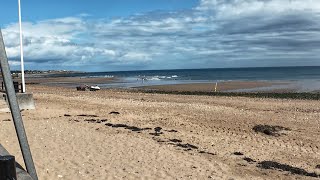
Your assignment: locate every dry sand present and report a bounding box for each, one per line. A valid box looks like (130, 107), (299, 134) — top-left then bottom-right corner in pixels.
(0, 84), (320, 179)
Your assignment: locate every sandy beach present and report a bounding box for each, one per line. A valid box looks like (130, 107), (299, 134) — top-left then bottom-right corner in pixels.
(0, 82), (320, 179)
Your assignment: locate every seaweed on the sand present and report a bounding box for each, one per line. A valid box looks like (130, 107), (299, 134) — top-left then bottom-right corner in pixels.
(78, 114), (99, 117)
(258, 161), (320, 178)
(84, 119), (97, 123)
(199, 151), (216, 155)
(111, 124), (128, 128)
(167, 129), (178, 133)
(243, 157), (256, 163)
(233, 152), (244, 156)
(105, 123), (151, 132)
(176, 143), (198, 149)
(169, 139), (182, 143)
(253, 125), (290, 136)
(137, 89), (320, 100)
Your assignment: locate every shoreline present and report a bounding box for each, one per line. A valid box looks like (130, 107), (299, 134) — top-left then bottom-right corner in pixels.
(19, 76), (307, 93)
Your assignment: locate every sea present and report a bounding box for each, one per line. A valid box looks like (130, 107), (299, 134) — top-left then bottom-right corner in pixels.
(44, 66), (320, 92)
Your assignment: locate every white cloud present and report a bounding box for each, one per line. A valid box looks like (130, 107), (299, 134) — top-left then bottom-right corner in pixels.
(2, 0), (320, 71)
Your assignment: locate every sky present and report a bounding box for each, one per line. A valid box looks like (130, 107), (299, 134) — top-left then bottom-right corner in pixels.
(0, 0), (320, 72)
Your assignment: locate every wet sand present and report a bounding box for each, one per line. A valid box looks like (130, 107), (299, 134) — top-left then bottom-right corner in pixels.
(138, 81), (289, 92)
(0, 80), (319, 179)
(21, 76), (291, 92)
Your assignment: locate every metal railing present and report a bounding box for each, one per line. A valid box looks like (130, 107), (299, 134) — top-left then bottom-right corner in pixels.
(0, 144), (33, 180)
(0, 29), (38, 179)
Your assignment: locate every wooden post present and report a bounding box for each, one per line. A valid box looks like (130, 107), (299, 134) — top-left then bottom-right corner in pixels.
(0, 155), (17, 180)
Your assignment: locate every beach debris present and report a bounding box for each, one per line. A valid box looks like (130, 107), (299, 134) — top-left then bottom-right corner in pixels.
(77, 114), (99, 117)
(233, 152), (244, 156)
(316, 165), (320, 169)
(2, 119), (11, 121)
(64, 114), (71, 117)
(252, 124), (290, 136)
(109, 111), (120, 115)
(169, 139), (182, 143)
(243, 157), (256, 163)
(258, 161), (319, 178)
(76, 85), (89, 91)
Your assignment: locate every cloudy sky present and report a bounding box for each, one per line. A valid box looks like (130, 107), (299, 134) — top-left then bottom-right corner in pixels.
(0, 0), (320, 72)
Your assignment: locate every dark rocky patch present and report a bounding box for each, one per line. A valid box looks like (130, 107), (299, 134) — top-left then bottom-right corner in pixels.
(253, 125), (290, 136)
(258, 161), (319, 178)
(176, 143), (198, 149)
(243, 157), (256, 163)
(109, 111), (120, 115)
(101, 119), (108, 122)
(169, 139), (182, 143)
(233, 152), (244, 156)
(78, 114), (99, 117)
(316, 165), (320, 169)
(64, 114), (71, 117)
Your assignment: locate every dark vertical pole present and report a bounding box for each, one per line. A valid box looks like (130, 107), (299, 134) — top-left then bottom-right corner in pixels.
(0, 29), (38, 180)
(0, 155), (17, 180)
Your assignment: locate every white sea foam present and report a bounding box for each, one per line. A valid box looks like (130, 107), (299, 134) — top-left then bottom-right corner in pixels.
(148, 77), (161, 80)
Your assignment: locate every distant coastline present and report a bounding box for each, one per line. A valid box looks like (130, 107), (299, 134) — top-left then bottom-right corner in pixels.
(5, 66), (320, 93)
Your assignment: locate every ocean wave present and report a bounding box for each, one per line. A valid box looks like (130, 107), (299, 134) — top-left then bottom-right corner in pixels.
(147, 77), (161, 80)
